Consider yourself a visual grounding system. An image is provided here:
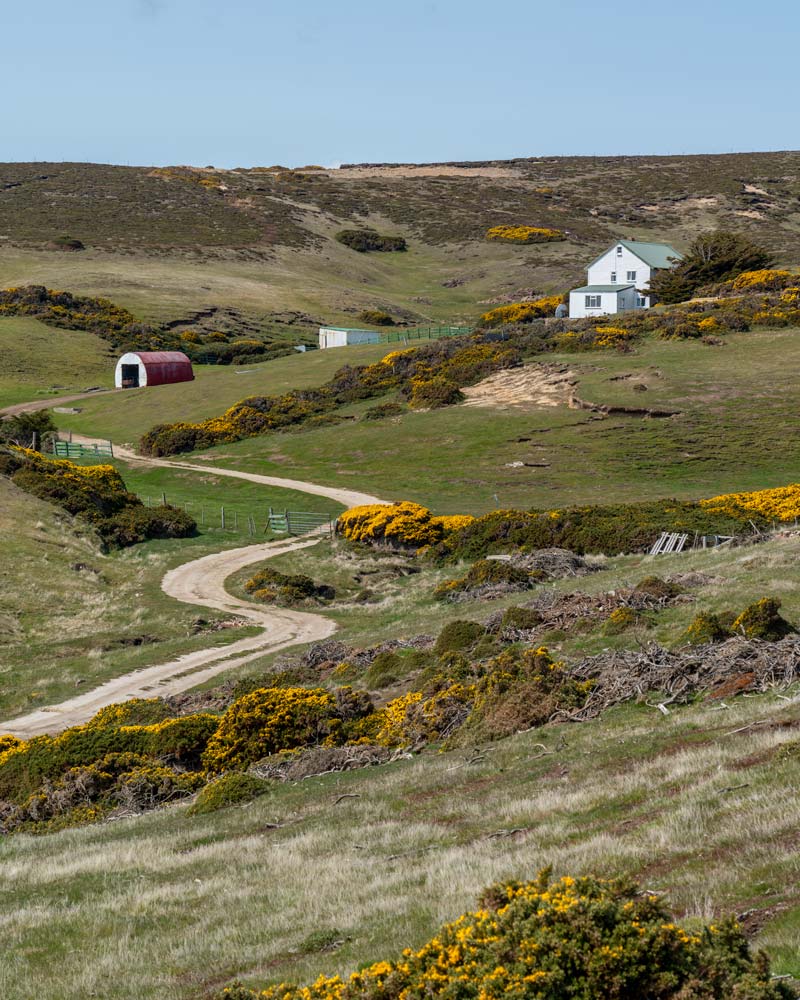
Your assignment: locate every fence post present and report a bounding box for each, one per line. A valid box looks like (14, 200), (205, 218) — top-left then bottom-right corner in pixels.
(234, 510), (238, 530)
(200, 507), (205, 526)
(221, 506), (226, 529)
(285, 510), (291, 535)
(161, 492), (167, 506)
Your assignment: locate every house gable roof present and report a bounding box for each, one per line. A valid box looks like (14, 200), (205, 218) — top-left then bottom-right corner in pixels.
(588, 239), (683, 271)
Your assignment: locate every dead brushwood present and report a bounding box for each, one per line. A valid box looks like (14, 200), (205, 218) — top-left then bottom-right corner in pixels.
(560, 635), (800, 722)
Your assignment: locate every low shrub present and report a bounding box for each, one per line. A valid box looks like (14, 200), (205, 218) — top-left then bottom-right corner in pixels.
(188, 773), (271, 815)
(479, 294), (564, 326)
(731, 597), (794, 640)
(202, 687), (343, 772)
(434, 558), (536, 600)
(408, 375), (463, 409)
(731, 269), (796, 292)
(244, 567), (335, 604)
(434, 620), (485, 655)
(602, 606), (641, 635)
(485, 225), (564, 244)
(362, 401), (405, 420)
(684, 611), (736, 644)
(335, 229), (407, 252)
(356, 309), (395, 326)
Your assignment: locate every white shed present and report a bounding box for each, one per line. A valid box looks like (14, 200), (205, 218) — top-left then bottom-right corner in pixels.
(568, 284), (638, 320)
(319, 327), (381, 349)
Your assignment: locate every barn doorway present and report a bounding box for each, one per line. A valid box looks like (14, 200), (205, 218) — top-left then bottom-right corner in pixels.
(121, 364), (140, 388)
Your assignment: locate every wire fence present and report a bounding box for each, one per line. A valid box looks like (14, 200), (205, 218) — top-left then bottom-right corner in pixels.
(142, 494), (336, 538)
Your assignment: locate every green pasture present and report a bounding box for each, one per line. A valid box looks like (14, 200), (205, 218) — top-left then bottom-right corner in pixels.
(53, 342), (393, 443)
(0, 316), (114, 409)
(186, 328), (800, 514)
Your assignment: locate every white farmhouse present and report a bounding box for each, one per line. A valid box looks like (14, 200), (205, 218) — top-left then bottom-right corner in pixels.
(569, 239), (682, 319)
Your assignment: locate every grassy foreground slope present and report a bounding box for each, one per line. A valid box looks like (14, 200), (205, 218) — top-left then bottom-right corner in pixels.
(1, 672), (799, 999)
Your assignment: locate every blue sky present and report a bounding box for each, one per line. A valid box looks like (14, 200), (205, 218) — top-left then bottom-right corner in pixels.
(2, 0), (797, 167)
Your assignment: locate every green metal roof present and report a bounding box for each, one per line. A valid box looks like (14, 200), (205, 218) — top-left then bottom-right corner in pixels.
(571, 284), (635, 293)
(588, 239), (683, 271)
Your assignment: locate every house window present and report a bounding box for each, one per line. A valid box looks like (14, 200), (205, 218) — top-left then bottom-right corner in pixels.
(585, 295), (601, 308)
(627, 270), (637, 281)
(610, 271), (617, 282)
(637, 296), (647, 307)
(616, 246), (623, 256)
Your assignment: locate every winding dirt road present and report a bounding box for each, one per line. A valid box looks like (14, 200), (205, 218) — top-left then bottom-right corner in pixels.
(0, 450), (383, 739)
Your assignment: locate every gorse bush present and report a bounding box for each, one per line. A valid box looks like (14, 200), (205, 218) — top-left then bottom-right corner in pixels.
(1, 447), (196, 549)
(219, 868), (792, 1000)
(479, 294), (564, 326)
(434, 558), (537, 600)
(244, 566), (335, 604)
(485, 224), (565, 244)
(336, 501), (475, 549)
(188, 773), (271, 815)
(356, 309), (395, 326)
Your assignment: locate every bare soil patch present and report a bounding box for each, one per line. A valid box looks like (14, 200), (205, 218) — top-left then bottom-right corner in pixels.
(462, 363), (577, 409)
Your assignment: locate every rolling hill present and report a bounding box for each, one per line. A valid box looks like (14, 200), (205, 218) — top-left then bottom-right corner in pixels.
(1, 153), (799, 337)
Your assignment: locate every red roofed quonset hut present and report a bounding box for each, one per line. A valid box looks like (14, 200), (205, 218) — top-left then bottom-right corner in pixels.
(114, 351), (194, 389)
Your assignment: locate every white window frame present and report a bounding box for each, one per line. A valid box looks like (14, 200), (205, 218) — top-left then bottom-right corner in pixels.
(585, 294), (602, 308)
(637, 295), (647, 307)
(616, 246), (623, 256)
(610, 271), (617, 283)
(627, 270), (637, 281)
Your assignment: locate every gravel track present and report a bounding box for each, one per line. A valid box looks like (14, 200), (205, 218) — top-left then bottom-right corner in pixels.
(0, 445), (383, 738)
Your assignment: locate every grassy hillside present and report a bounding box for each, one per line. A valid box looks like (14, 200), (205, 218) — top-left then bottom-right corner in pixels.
(0, 316), (114, 409)
(2, 153), (800, 333)
(118, 327), (800, 514)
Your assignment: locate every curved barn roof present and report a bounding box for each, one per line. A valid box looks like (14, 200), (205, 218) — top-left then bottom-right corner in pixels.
(133, 351), (193, 366)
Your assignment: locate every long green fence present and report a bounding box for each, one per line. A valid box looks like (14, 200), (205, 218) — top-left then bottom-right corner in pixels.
(380, 325), (472, 344)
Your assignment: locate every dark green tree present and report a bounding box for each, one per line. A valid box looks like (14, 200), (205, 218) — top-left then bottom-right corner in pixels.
(649, 230), (773, 304)
(0, 410), (56, 450)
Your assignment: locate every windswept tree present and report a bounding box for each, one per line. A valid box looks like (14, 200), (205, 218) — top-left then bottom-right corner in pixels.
(650, 230), (773, 304)
(0, 410), (56, 450)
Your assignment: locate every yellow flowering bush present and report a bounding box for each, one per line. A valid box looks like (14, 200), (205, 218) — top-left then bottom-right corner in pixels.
(701, 483), (800, 522)
(2, 447), (196, 548)
(479, 294), (564, 326)
(593, 325), (634, 349)
(219, 869), (790, 1000)
(202, 687), (341, 772)
(731, 269), (796, 291)
(485, 225), (565, 244)
(338, 502), (451, 549)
